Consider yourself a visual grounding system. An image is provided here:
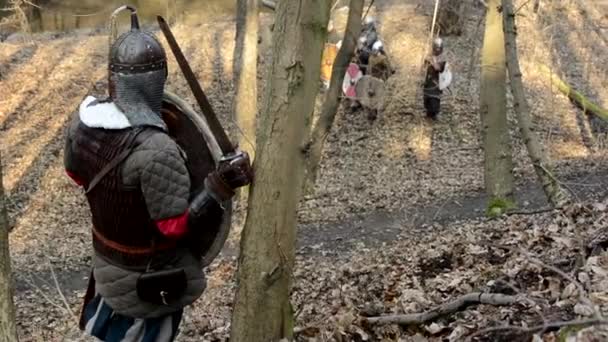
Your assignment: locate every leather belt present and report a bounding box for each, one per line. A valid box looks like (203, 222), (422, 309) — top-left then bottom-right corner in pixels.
(91, 226), (177, 268)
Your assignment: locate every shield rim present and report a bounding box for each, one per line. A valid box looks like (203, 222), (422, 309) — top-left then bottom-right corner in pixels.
(162, 90), (232, 267)
(439, 63), (453, 91)
(342, 63), (363, 98)
(355, 75), (385, 109)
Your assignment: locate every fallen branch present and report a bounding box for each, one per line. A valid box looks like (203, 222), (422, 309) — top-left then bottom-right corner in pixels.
(49, 260), (77, 322)
(22, 273), (67, 314)
(467, 318), (608, 341)
(537, 64), (608, 122)
(520, 250), (603, 320)
(364, 292), (521, 325)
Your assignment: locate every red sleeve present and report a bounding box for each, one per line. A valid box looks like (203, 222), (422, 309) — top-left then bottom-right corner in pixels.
(155, 211), (189, 239)
(66, 170), (84, 186)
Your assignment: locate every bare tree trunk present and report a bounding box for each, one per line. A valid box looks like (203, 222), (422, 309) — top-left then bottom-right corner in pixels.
(304, 0), (364, 192)
(233, 0), (259, 162)
(229, 0), (331, 341)
(480, 0), (514, 215)
(502, 0), (570, 207)
(0, 151), (18, 342)
(233, 0), (259, 203)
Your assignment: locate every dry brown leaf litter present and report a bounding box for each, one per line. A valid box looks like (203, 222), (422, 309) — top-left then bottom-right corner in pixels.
(0, 0), (607, 341)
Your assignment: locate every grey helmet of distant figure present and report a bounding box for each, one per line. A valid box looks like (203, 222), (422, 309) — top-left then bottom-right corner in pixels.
(423, 37), (451, 120)
(63, 6), (253, 342)
(356, 16), (381, 75)
(348, 16), (395, 116)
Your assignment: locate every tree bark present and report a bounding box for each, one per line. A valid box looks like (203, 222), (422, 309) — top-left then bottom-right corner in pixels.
(0, 150), (19, 342)
(304, 0), (364, 192)
(536, 64), (608, 122)
(233, 0), (259, 162)
(502, 0), (570, 207)
(480, 0), (514, 215)
(229, 0), (331, 341)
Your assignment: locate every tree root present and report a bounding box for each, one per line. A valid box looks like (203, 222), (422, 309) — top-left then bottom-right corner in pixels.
(363, 292), (521, 326)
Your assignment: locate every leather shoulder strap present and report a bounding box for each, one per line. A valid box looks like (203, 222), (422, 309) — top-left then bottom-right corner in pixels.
(85, 127), (161, 194)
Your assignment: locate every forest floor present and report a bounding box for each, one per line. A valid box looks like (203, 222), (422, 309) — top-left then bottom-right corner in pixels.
(1, 0), (608, 341)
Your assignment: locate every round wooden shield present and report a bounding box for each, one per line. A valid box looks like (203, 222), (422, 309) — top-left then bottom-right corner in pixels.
(160, 91), (232, 267)
(342, 63), (363, 99)
(439, 63), (453, 90)
(355, 75), (385, 110)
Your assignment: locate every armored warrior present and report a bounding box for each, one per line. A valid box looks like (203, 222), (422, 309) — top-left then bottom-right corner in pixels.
(63, 7), (252, 341)
(356, 17), (380, 75)
(423, 37), (450, 120)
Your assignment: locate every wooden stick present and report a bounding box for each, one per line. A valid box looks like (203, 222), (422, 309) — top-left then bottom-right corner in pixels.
(429, 0), (441, 43)
(417, 0), (441, 92)
(364, 292), (520, 325)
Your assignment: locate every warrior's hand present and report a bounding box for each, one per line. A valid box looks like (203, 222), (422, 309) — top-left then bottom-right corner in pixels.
(205, 151), (253, 201)
(217, 151), (253, 188)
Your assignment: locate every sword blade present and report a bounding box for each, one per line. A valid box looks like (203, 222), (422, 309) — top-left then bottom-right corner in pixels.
(157, 16), (234, 154)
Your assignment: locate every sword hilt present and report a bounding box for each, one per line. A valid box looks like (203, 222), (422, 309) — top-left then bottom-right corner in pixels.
(219, 150), (247, 165)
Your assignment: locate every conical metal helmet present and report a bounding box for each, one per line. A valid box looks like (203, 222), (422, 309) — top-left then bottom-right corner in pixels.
(107, 6), (168, 129)
(109, 7), (166, 75)
(432, 37), (444, 56)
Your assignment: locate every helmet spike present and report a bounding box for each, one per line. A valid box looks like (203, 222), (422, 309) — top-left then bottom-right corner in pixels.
(129, 7), (140, 30)
(108, 5), (140, 48)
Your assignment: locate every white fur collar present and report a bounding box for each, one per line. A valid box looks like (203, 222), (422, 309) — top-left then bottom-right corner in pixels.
(79, 96), (132, 129)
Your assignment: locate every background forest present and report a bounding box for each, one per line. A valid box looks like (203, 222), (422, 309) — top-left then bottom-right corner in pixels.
(1, 0), (608, 341)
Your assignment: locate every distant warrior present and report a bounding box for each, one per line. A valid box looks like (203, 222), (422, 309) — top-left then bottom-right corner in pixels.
(63, 6), (252, 341)
(423, 37), (451, 120)
(368, 40), (394, 81)
(357, 17), (380, 75)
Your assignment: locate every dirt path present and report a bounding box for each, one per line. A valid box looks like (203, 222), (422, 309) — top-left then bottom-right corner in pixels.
(13, 163), (608, 296)
(2, 0), (608, 339)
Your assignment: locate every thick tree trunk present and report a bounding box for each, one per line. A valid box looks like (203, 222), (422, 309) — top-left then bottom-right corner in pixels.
(304, 0), (364, 192)
(229, 0), (331, 341)
(480, 0), (514, 215)
(502, 0), (570, 207)
(233, 0), (259, 162)
(536, 64), (608, 122)
(0, 151), (18, 342)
